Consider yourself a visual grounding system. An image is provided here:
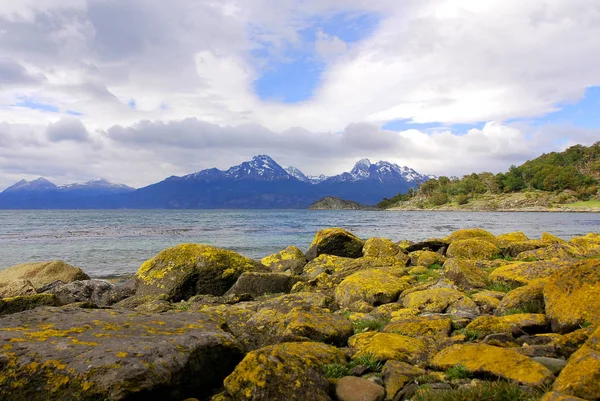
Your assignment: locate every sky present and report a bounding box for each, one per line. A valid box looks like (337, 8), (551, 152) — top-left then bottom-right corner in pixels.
(0, 0), (599, 189)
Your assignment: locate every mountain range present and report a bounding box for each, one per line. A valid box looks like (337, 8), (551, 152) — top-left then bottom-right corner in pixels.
(0, 155), (432, 209)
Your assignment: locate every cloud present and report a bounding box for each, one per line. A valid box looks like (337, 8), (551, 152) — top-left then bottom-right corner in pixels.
(46, 118), (90, 142)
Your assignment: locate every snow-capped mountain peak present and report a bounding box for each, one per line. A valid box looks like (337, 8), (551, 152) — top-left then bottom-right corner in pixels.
(2, 177), (57, 192)
(284, 166), (311, 183)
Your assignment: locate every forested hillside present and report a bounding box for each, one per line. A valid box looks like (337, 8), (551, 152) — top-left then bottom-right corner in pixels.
(379, 142), (600, 209)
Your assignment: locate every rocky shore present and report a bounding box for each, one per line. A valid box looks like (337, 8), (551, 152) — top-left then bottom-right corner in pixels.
(1, 228), (600, 400)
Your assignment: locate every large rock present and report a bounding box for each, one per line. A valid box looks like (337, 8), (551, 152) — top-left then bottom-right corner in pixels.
(502, 240), (548, 257)
(446, 239), (501, 260)
(136, 244), (268, 301)
(0, 306), (243, 400)
(517, 244), (582, 261)
(553, 326), (600, 400)
(401, 287), (476, 314)
(432, 343), (553, 386)
(0, 279), (37, 298)
(383, 315), (452, 340)
(442, 259), (487, 290)
(362, 238), (409, 265)
(489, 260), (574, 286)
(261, 246), (307, 275)
(335, 269), (411, 309)
(239, 304), (353, 350)
(335, 376), (385, 401)
(569, 232), (600, 257)
(466, 314), (548, 337)
(544, 259), (600, 332)
(382, 361), (425, 401)
(306, 228), (364, 261)
(348, 332), (428, 364)
(0, 261), (89, 295)
(0, 293), (57, 316)
(47, 279), (128, 307)
(496, 280), (545, 315)
(444, 228), (496, 243)
(223, 342), (345, 401)
(225, 272), (300, 298)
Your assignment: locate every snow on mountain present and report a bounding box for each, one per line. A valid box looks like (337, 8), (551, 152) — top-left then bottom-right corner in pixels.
(58, 179), (135, 191)
(284, 166), (312, 183)
(308, 174), (328, 184)
(2, 178), (57, 192)
(325, 159), (430, 184)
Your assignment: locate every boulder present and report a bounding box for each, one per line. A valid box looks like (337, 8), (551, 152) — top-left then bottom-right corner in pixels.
(383, 315), (452, 340)
(0, 261), (89, 292)
(306, 228), (364, 261)
(381, 361), (425, 401)
(362, 238), (409, 265)
(335, 376), (385, 401)
(135, 244), (268, 301)
(541, 392), (588, 401)
(517, 244), (582, 261)
(489, 260), (574, 286)
(541, 232), (568, 245)
(466, 314), (548, 337)
(444, 228), (496, 243)
(553, 326), (600, 400)
(432, 343), (553, 386)
(46, 279), (125, 307)
(0, 279), (37, 298)
(261, 246), (307, 275)
(496, 231), (530, 246)
(472, 291), (503, 314)
(239, 305), (353, 350)
(348, 332), (428, 364)
(502, 240), (548, 257)
(543, 259), (600, 332)
(0, 293), (57, 316)
(417, 251), (446, 268)
(405, 239), (448, 253)
(225, 272), (300, 298)
(446, 239), (501, 260)
(0, 306), (243, 400)
(335, 269), (411, 309)
(401, 287), (476, 314)
(442, 259), (487, 290)
(555, 327), (593, 358)
(223, 342), (345, 401)
(568, 232), (600, 257)
(496, 280), (545, 315)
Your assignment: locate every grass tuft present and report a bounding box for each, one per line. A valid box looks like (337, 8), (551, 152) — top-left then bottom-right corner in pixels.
(501, 300), (545, 315)
(352, 317), (389, 334)
(445, 364), (472, 380)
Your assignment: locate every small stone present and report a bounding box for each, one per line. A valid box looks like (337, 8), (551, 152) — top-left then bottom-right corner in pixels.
(335, 376), (385, 401)
(532, 357), (568, 375)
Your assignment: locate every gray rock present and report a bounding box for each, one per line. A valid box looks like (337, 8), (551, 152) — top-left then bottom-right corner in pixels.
(225, 272), (300, 298)
(47, 279), (118, 307)
(335, 376), (385, 401)
(532, 357), (567, 375)
(0, 306), (243, 400)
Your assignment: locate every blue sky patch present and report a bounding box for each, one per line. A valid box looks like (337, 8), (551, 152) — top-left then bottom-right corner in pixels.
(252, 11), (380, 103)
(524, 86), (600, 129)
(66, 110), (83, 116)
(382, 119), (487, 134)
(14, 99), (59, 112)
(128, 99), (136, 109)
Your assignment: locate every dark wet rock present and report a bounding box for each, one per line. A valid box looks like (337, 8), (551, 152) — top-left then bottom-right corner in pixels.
(0, 306), (243, 401)
(47, 279), (119, 307)
(135, 244), (268, 301)
(0, 293), (57, 316)
(225, 272), (300, 298)
(405, 239), (448, 253)
(306, 228), (364, 261)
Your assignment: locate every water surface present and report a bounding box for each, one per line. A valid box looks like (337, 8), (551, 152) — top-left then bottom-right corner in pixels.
(0, 210), (598, 277)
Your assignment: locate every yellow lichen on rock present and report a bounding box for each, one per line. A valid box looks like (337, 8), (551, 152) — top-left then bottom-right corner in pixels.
(568, 232), (600, 257)
(383, 315), (451, 340)
(466, 314), (548, 337)
(553, 326), (600, 400)
(541, 232), (567, 245)
(0, 294), (57, 316)
(497, 280), (545, 315)
(489, 260), (574, 286)
(261, 246), (307, 275)
(417, 251), (446, 268)
(516, 243), (583, 261)
(363, 238), (407, 259)
(348, 332), (428, 364)
(402, 288), (473, 313)
(446, 239), (501, 260)
(223, 342), (345, 401)
(444, 228), (496, 243)
(442, 259), (487, 290)
(335, 269), (411, 308)
(432, 343), (553, 386)
(544, 259), (600, 332)
(496, 232), (529, 247)
(541, 392), (588, 401)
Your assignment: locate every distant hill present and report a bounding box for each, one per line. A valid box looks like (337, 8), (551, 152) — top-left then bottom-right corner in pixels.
(380, 142), (600, 210)
(308, 196), (377, 210)
(0, 155), (429, 209)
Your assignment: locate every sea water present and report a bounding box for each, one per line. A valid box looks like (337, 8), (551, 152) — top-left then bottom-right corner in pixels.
(1, 209), (599, 277)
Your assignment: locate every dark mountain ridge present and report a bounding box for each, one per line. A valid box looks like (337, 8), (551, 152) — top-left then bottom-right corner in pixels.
(0, 155), (430, 209)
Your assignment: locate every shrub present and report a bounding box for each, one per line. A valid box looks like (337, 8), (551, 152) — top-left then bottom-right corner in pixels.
(456, 194), (470, 205)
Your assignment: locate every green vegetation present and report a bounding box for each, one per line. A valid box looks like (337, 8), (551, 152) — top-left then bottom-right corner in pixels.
(485, 281), (523, 293)
(379, 142), (600, 209)
(501, 300), (545, 315)
(352, 317), (389, 334)
(453, 328), (482, 341)
(567, 199), (600, 208)
(445, 364), (472, 380)
(322, 353), (383, 379)
(429, 263), (443, 270)
(416, 269), (441, 283)
(413, 380), (544, 401)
